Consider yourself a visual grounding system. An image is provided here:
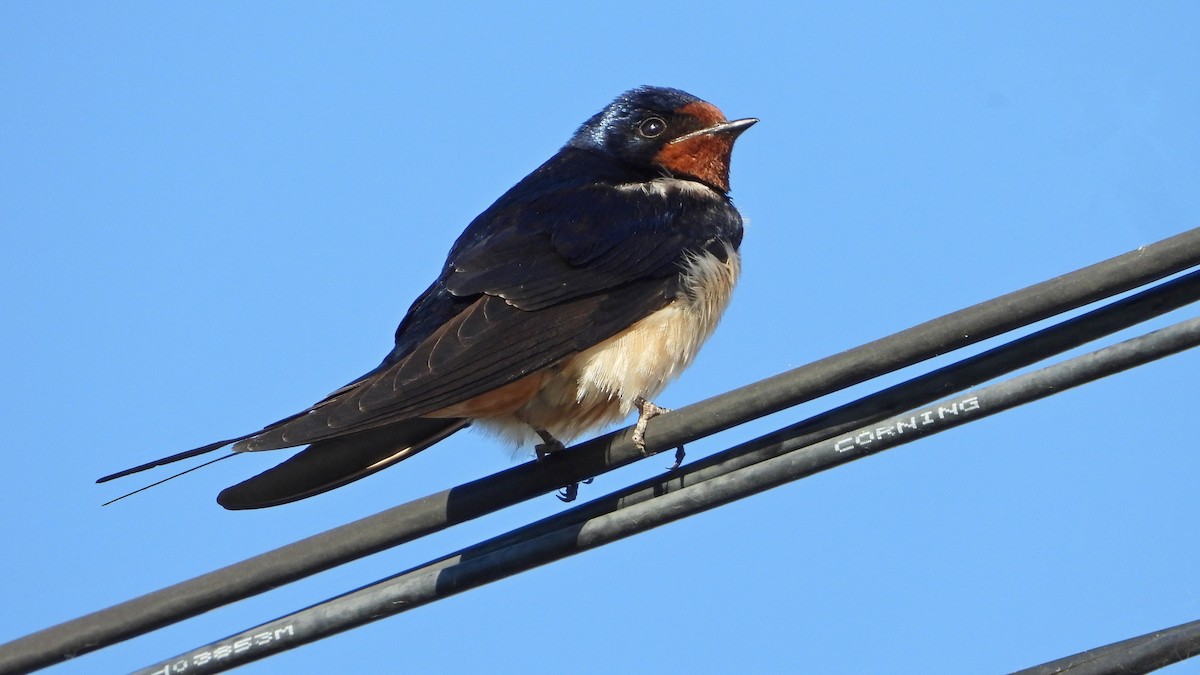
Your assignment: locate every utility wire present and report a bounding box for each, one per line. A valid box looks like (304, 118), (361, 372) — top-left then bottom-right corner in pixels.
(399, 265), (1200, 570)
(1011, 618), (1200, 675)
(125, 264), (1200, 673)
(140, 263), (1200, 620)
(133, 315), (1200, 674)
(2, 228), (1199, 674)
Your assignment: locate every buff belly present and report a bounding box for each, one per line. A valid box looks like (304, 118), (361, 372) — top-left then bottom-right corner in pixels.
(468, 245), (740, 447)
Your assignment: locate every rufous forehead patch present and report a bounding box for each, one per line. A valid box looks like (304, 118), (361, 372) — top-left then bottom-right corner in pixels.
(676, 101), (726, 126)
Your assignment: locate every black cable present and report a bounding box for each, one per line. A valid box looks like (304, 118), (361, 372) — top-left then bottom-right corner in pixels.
(401, 265), (1200, 567)
(131, 316), (1200, 674)
(1010, 618), (1200, 675)
(3, 228), (1199, 674)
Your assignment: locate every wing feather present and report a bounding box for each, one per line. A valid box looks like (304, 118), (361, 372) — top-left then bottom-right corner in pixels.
(237, 149), (742, 452)
(102, 148), (743, 489)
(240, 277), (674, 451)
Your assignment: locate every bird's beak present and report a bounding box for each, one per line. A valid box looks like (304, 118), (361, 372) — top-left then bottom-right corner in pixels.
(669, 117), (759, 144)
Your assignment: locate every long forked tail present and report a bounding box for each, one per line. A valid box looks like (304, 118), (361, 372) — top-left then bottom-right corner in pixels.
(216, 418), (468, 509)
(96, 437), (244, 484)
(98, 418), (468, 509)
(102, 453), (239, 506)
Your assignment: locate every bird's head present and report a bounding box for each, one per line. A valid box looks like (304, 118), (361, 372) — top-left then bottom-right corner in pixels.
(569, 86), (757, 193)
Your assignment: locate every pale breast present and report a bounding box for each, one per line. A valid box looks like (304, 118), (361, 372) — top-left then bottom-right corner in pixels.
(476, 243), (740, 447)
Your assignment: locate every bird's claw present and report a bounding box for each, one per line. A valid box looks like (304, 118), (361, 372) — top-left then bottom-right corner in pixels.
(533, 427), (565, 461)
(668, 445), (686, 470)
(528, 427), (589, 501)
(556, 476), (594, 502)
(631, 396), (671, 454)
(535, 439), (564, 461)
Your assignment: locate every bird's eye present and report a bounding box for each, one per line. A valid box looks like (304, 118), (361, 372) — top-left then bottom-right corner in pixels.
(638, 117), (667, 138)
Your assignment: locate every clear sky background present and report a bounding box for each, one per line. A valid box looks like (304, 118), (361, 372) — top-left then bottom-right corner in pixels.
(3, 3), (1200, 673)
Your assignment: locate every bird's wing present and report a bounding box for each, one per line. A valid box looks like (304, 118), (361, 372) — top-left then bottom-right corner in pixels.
(216, 417), (470, 509)
(238, 181), (740, 451)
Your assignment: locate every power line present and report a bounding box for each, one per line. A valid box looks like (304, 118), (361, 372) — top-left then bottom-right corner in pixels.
(365, 265), (1200, 582)
(133, 315), (1200, 674)
(2, 227), (1199, 673)
(1012, 618), (1200, 675)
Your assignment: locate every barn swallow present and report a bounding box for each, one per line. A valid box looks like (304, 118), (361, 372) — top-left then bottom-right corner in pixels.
(98, 86), (756, 509)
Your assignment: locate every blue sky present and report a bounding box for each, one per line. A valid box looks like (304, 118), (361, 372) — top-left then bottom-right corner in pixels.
(3, 2), (1200, 673)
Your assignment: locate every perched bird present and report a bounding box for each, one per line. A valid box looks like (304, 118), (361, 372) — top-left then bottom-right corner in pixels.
(99, 86), (756, 509)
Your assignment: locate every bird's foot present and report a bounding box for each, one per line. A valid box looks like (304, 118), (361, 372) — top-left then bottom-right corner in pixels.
(669, 445), (686, 470)
(631, 396), (671, 454)
(556, 476), (594, 502)
(533, 428), (565, 461)
(528, 427), (592, 502)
